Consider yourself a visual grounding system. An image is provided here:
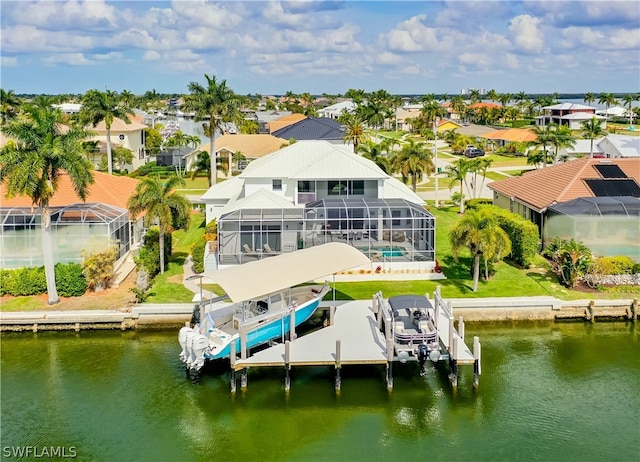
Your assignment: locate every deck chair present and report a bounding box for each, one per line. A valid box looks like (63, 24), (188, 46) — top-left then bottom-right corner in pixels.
(242, 244), (260, 256)
(263, 243), (278, 254)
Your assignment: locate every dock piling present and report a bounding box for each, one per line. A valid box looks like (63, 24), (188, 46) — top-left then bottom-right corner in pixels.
(230, 342), (237, 393)
(386, 338), (394, 391)
(458, 316), (465, 342)
(289, 310), (296, 341)
(588, 300), (596, 323)
(473, 336), (481, 389)
(329, 306), (336, 326)
(284, 340), (291, 391)
(240, 368), (248, 389)
(335, 340), (341, 392)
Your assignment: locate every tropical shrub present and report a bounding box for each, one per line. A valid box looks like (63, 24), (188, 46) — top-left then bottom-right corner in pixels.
(1, 267), (47, 296)
(465, 198), (493, 210)
(543, 237), (593, 288)
(480, 205), (539, 267)
(137, 228), (172, 279)
(633, 263), (640, 274)
(82, 247), (119, 291)
(54, 263), (87, 297)
(590, 256), (634, 275)
(191, 239), (206, 274)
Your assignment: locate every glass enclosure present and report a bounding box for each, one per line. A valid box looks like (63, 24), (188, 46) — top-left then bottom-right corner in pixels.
(545, 196), (640, 262)
(216, 198), (435, 266)
(1, 203), (132, 269)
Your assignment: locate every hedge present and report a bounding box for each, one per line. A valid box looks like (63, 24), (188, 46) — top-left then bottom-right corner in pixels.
(55, 262), (88, 297)
(480, 205), (540, 267)
(137, 228), (172, 279)
(191, 239), (206, 274)
(0, 266), (47, 296)
(591, 256), (635, 275)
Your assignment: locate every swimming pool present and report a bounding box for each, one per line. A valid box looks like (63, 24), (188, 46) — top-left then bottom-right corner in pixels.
(362, 246), (407, 257)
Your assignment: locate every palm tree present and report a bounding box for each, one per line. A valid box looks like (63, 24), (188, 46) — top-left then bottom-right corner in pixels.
(532, 124), (555, 168)
(392, 139), (434, 192)
(443, 158), (472, 213)
(449, 209), (512, 292)
(598, 92), (618, 118)
(486, 89), (498, 103)
(342, 114), (368, 150)
(0, 88), (22, 124)
(580, 117), (606, 158)
(548, 124), (576, 164)
(621, 94), (636, 126)
(583, 92), (595, 106)
(127, 176), (191, 275)
(357, 139), (391, 173)
(190, 151), (212, 186)
(79, 89), (134, 175)
(0, 103), (95, 304)
(182, 74), (238, 186)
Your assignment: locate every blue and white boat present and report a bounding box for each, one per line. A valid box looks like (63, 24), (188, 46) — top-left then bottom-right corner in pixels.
(179, 243), (370, 378)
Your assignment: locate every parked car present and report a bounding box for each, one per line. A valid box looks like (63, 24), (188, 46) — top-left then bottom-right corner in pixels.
(464, 148), (485, 158)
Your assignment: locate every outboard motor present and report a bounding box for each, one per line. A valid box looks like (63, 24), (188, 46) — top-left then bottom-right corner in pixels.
(178, 326), (193, 363)
(418, 343), (428, 377)
(189, 334), (209, 383)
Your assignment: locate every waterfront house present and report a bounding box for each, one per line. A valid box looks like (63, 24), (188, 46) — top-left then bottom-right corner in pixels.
(536, 103), (606, 130)
(488, 158), (640, 259)
(1, 172), (141, 270)
(89, 116), (149, 172)
(271, 117), (346, 144)
(200, 140), (436, 271)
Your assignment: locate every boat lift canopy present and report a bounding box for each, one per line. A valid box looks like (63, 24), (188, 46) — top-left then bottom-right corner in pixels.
(205, 242), (370, 302)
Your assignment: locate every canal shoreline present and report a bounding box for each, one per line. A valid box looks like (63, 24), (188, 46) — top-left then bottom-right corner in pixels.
(1, 297), (637, 332)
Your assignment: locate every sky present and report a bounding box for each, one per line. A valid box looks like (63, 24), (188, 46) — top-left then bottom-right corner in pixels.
(1, 0), (639, 96)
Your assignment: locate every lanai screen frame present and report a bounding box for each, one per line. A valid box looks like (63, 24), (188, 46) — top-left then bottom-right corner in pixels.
(216, 197), (436, 266)
(1, 203), (131, 269)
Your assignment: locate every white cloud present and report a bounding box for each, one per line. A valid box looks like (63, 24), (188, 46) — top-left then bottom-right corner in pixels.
(509, 14), (544, 54)
(1, 56), (18, 66)
(143, 50), (161, 61)
(562, 26), (640, 51)
(10, 0), (118, 30)
(43, 53), (93, 66)
(382, 14), (438, 52)
(171, 0), (244, 30)
(1, 25), (94, 53)
(376, 52), (403, 65)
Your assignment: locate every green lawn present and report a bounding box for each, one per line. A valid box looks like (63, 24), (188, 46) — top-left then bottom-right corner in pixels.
(485, 154), (529, 168)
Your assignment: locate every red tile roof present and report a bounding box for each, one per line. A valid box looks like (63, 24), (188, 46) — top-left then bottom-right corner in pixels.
(1, 171), (139, 209)
(488, 158), (640, 212)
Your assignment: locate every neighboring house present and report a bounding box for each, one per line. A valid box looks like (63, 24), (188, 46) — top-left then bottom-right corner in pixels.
(52, 103), (82, 114)
(271, 117), (345, 143)
(597, 134), (640, 158)
(436, 119), (463, 133)
(1, 172), (142, 269)
(395, 104), (423, 131)
(595, 106), (628, 118)
(200, 141), (436, 271)
(536, 103), (606, 129)
(480, 128), (537, 150)
(254, 111), (293, 134)
(318, 100), (357, 119)
(192, 134), (288, 174)
(268, 113), (307, 134)
(89, 116), (149, 172)
(488, 158), (640, 248)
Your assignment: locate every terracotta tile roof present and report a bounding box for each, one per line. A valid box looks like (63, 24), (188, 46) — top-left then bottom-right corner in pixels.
(1, 171), (139, 209)
(481, 128), (537, 142)
(268, 113), (307, 133)
(469, 102), (502, 109)
(200, 134), (288, 158)
(488, 158), (640, 212)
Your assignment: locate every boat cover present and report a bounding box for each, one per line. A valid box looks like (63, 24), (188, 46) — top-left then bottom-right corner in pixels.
(204, 242), (370, 302)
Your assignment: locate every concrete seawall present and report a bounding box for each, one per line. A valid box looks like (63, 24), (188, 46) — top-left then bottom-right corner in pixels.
(1, 298), (637, 332)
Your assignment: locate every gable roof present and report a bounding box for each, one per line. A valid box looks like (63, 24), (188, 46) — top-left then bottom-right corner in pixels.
(268, 113), (307, 133)
(1, 171), (139, 209)
(200, 176), (244, 201)
(271, 117), (344, 141)
(481, 128), (537, 142)
(219, 188), (301, 217)
(543, 103), (595, 111)
(240, 140), (387, 180)
(91, 117), (147, 132)
(599, 134), (640, 158)
(201, 134), (287, 158)
(488, 158), (640, 212)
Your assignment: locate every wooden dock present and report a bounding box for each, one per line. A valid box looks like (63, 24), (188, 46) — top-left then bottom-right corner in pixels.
(229, 287), (480, 392)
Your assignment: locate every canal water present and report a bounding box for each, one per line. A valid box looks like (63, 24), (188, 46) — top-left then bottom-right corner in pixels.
(1, 321), (638, 462)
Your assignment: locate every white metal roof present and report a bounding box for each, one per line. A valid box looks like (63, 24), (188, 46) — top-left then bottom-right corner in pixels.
(200, 176), (244, 200)
(543, 103), (596, 111)
(240, 140), (387, 180)
(383, 177), (425, 205)
(204, 242), (371, 302)
(218, 188), (300, 217)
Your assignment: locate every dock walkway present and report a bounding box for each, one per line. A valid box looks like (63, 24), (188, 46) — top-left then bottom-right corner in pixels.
(235, 301), (387, 369)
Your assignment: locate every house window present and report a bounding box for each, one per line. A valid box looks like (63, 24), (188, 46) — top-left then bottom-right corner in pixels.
(352, 180), (364, 195)
(272, 179), (282, 191)
(328, 180), (347, 196)
(298, 181), (315, 193)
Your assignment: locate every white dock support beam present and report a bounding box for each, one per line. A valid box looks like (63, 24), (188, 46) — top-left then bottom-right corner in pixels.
(335, 340), (342, 392)
(230, 342), (237, 393)
(473, 336), (481, 389)
(289, 309), (296, 341)
(284, 340), (291, 392)
(458, 315), (465, 342)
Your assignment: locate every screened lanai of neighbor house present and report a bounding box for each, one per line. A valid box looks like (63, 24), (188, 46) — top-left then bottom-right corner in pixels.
(217, 197), (435, 268)
(0, 203), (134, 269)
(545, 196), (640, 262)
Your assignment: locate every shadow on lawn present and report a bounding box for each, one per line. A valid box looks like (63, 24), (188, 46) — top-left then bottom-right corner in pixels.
(438, 255), (474, 293)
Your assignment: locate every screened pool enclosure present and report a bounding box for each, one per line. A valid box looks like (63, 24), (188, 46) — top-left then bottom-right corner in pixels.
(216, 198), (436, 268)
(1, 203), (134, 269)
(545, 196), (640, 262)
